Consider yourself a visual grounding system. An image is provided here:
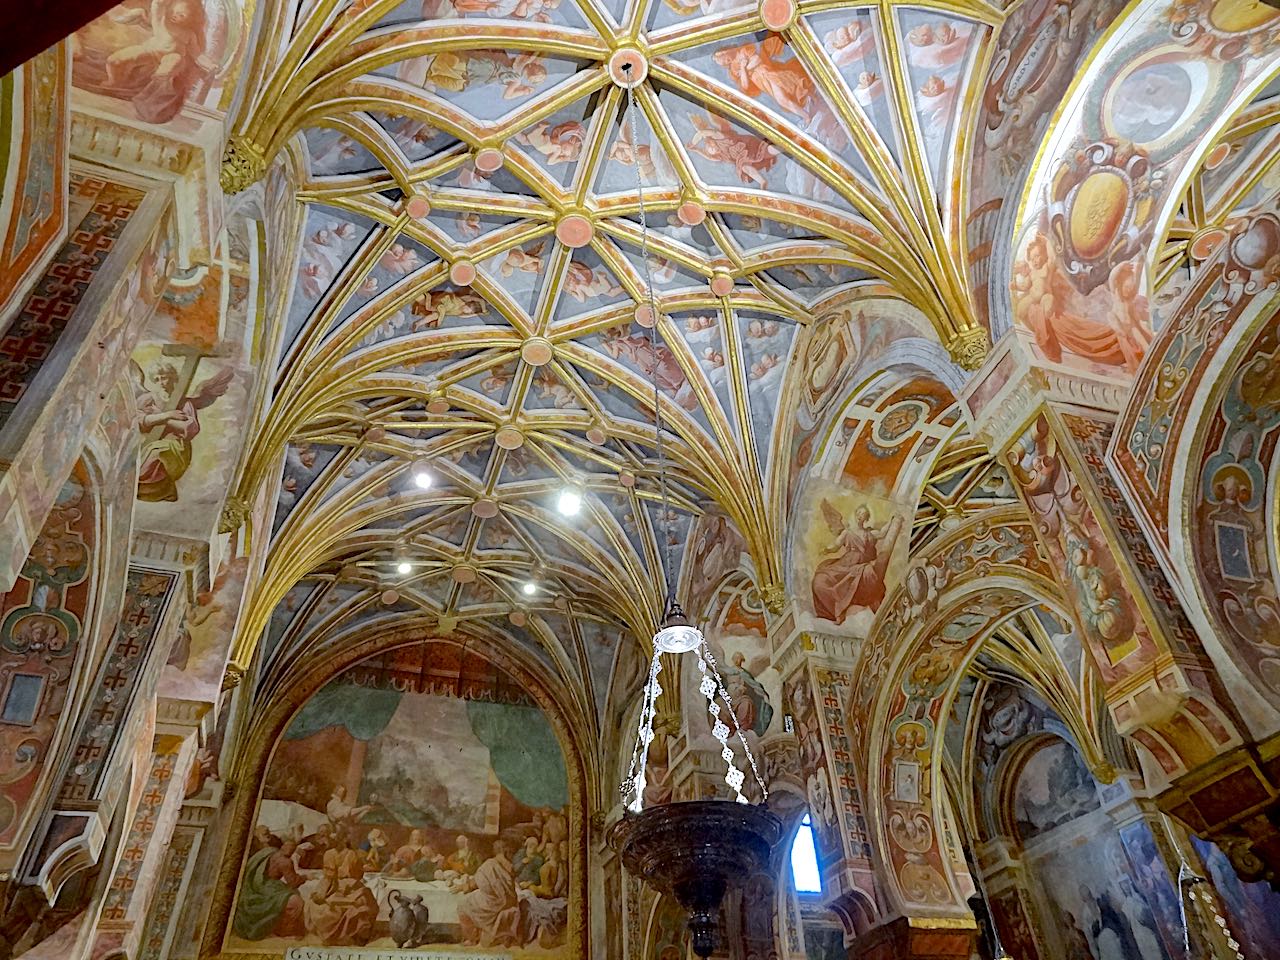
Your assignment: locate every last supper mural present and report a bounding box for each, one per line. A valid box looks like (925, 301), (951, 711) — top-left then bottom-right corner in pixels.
(227, 648), (575, 956)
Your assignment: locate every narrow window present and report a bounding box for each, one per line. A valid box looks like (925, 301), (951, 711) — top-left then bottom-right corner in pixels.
(790, 813), (822, 894)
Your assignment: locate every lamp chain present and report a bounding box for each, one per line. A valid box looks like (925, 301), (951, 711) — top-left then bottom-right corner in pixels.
(697, 640), (768, 800)
(623, 650), (664, 812)
(625, 82), (675, 602)
(619, 77), (766, 813)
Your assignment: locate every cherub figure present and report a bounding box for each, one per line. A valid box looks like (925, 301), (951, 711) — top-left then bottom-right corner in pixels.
(516, 120), (586, 165)
(688, 114), (778, 189)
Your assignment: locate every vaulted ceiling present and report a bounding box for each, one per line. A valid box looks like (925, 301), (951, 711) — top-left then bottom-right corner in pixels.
(223, 0), (1106, 730)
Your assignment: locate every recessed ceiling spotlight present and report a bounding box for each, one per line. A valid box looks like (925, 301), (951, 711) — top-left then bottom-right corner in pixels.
(397, 560), (412, 575)
(557, 487), (583, 516)
(411, 461), (432, 490)
(522, 581), (537, 596)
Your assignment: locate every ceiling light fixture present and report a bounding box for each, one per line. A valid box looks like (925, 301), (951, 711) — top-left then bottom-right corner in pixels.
(557, 487), (582, 516)
(411, 460), (432, 489)
(609, 82), (776, 960)
(396, 560), (412, 575)
(521, 581), (537, 596)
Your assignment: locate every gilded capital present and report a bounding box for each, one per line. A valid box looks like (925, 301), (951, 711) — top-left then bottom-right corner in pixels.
(221, 663), (245, 691)
(219, 495), (251, 533)
(220, 135), (267, 195)
(948, 326), (991, 371)
(760, 581), (786, 613)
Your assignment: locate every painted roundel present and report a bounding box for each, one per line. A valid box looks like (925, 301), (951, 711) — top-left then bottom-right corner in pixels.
(873, 400), (927, 448)
(1092, 43), (1236, 162)
(1103, 51), (1212, 152)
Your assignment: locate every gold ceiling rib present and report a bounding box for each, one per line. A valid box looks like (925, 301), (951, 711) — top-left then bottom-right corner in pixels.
(224, 0), (1015, 677)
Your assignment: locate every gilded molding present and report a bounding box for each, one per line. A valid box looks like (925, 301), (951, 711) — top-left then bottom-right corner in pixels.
(947, 326), (991, 371)
(220, 136), (266, 195)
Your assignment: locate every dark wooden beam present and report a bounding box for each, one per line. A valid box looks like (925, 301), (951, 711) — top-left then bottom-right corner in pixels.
(1263, 0), (1280, 10)
(0, 0), (122, 78)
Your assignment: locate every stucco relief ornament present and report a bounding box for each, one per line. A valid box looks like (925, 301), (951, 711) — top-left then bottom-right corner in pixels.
(220, 135), (267, 194)
(218, 495), (250, 533)
(947, 326), (990, 370)
(759, 581), (786, 613)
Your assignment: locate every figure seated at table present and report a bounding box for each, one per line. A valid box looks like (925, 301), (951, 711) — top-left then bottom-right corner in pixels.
(388, 829), (446, 880)
(303, 829), (379, 946)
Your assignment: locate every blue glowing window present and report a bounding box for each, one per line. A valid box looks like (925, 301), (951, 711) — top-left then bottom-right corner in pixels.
(790, 814), (822, 894)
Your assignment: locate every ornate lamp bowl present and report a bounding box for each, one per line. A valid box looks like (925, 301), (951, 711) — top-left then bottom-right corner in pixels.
(609, 800), (782, 958)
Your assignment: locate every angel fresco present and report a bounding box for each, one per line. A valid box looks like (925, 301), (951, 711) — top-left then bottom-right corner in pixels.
(516, 120), (586, 166)
(713, 36), (819, 123)
(399, 50), (548, 101)
(599, 328), (698, 410)
(714, 37), (847, 153)
(73, 0), (223, 124)
(410, 290), (488, 331)
(500, 241), (547, 277)
(824, 20), (875, 67)
(417, 0), (562, 21)
(565, 261), (622, 302)
(688, 114), (779, 189)
(132, 358), (234, 502)
(810, 500), (903, 624)
(1011, 234), (1149, 372)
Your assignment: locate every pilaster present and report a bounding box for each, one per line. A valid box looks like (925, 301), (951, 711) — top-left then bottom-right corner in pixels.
(770, 614), (876, 935)
(90, 719), (198, 960)
(966, 332), (1280, 888)
(975, 838), (1044, 960)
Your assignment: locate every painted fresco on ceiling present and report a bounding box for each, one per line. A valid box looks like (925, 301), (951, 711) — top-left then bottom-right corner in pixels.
(795, 477), (908, 634)
(230, 0), (1014, 667)
(1192, 305), (1280, 703)
(1009, 1), (1280, 375)
(966, 0), (1111, 328)
(0, 45), (67, 321)
(229, 646), (575, 956)
(784, 297), (949, 515)
(71, 0), (246, 123)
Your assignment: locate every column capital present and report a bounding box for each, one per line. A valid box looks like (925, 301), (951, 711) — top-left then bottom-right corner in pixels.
(960, 330), (1133, 454)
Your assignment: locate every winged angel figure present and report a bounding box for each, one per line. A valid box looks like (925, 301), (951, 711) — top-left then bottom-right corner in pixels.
(810, 499), (903, 625)
(132, 360), (235, 502)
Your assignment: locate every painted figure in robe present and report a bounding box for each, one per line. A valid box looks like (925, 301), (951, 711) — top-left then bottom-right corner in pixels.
(810, 501), (903, 624)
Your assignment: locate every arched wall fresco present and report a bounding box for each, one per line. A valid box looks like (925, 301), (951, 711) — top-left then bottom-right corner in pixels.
(1187, 300), (1280, 707)
(0, 460), (97, 860)
(995, 735), (1179, 960)
(1110, 204), (1280, 727)
(848, 505), (1067, 918)
(213, 631), (590, 959)
(1007, 0), (1280, 376)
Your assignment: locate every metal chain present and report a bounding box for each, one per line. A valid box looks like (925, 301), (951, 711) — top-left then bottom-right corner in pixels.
(625, 82), (675, 601)
(623, 649), (664, 812)
(698, 639), (768, 799)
